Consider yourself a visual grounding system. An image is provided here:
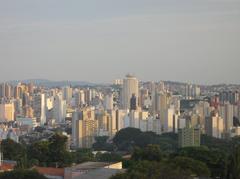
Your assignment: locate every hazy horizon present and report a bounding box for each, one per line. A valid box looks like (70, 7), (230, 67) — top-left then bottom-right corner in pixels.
(1, 0), (240, 85)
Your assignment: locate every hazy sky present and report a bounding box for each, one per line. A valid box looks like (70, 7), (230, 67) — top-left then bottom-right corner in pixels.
(0, 0), (240, 84)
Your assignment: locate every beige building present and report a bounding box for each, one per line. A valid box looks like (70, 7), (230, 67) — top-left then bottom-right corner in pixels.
(96, 110), (111, 136)
(206, 112), (224, 139)
(0, 102), (15, 121)
(73, 108), (97, 148)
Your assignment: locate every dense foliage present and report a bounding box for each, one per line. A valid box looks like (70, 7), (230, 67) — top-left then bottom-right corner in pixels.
(1, 133), (122, 169)
(175, 146), (227, 178)
(2, 128), (240, 179)
(111, 145), (210, 179)
(113, 128), (178, 153)
(227, 145), (240, 179)
(27, 133), (72, 168)
(111, 128), (240, 179)
(92, 136), (115, 151)
(95, 152), (122, 162)
(2, 134), (74, 168)
(0, 170), (47, 179)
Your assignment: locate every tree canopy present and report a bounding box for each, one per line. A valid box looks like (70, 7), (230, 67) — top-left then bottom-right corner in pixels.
(0, 170), (47, 179)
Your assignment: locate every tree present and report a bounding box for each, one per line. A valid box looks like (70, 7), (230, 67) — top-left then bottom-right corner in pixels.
(1, 139), (27, 168)
(228, 145), (240, 179)
(113, 128), (141, 151)
(95, 152), (122, 162)
(72, 149), (94, 164)
(132, 145), (162, 162)
(92, 136), (115, 151)
(0, 170), (47, 179)
(113, 128), (178, 152)
(1, 139), (26, 161)
(170, 157), (210, 177)
(27, 141), (50, 167)
(133, 132), (157, 148)
(176, 146), (227, 178)
(48, 133), (72, 167)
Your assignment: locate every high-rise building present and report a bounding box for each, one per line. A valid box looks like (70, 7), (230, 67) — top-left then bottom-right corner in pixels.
(14, 84), (22, 99)
(178, 127), (201, 148)
(139, 88), (149, 110)
(23, 105), (34, 118)
(156, 92), (169, 126)
(116, 110), (128, 131)
(108, 110), (117, 136)
(185, 84), (200, 99)
(0, 102), (15, 122)
(130, 94), (137, 111)
(0, 83), (6, 98)
(72, 108), (97, 148)
(33, 93), (46, 125)
(219, 102), (234, 133)
(96, 110), (111, 135)
(129, 110), (140, 129)
(62, 86), (73, 105)
(122, 74), (139, 110)
(164, 107), (175, 133)
(104, 93), (114, 111)
(219, 91), (239, 105)
(53, 93), (67, 123)
(0, 83), (12, 99)
(27, 82), (34, 95)
(5, 83), (12, 99)
(206, 112), (224, 139)
(75, 90), (85, 107)
(84, 88), (93, 105)
(114, 79), (123, 85)
(14, 98), (23, 116)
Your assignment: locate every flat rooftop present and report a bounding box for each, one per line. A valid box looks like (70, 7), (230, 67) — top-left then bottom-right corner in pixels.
(70, 162), (114, 170)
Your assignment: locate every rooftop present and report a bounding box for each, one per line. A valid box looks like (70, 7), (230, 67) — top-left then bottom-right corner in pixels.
(33, 166), (65, 177)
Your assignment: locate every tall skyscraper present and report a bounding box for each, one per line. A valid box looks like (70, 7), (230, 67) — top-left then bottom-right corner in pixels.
(122, 74), (139, 110)
(14, 84), (22, 99)
(219, 102), (234, 133)
(33, 93), (46, 125)
(75, 90), (85, 107)
(104, 93), (114, 111)
(53, 93), (67, 123)
(0, 83), (12, 99)
(164, 107), (175, 132)
(5, 83), (12, 99)
(27, 82), (34, 95)
(0, 83), (5, 98)
(156, 91), (170, 126)
(62, 86), (73, 105)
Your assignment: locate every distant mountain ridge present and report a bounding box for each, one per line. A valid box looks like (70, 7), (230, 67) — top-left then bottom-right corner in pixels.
(7, 79), (98, 87)
(4, 79), (240, 88)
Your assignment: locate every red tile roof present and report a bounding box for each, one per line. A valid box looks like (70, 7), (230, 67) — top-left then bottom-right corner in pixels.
(33, 166), (64, 177)
(0, 163), (15, 171)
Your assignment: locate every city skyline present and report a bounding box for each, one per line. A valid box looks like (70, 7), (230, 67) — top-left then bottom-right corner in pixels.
(1, 1), (240, 178)
(1, 0), (240, 84)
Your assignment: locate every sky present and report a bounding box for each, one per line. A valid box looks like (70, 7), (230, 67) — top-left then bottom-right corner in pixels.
(0, 0), (240, 85)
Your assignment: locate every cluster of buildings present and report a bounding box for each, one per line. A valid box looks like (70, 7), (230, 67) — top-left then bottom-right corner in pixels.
(0, 75), (239, 149)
